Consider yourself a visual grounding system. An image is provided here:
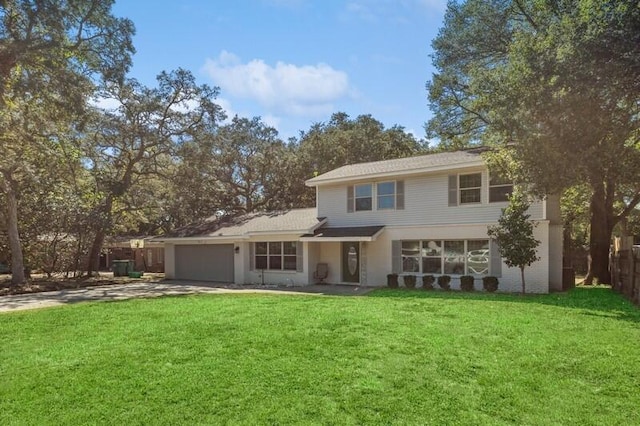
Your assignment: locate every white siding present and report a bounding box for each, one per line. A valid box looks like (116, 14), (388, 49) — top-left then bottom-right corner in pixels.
(545, 194), (563, 225)
(244, 269), (308, 286)
(361, 223), (552, 293)
(318, 242), (342, 284)
(235, 242), (248, 285)
(307, 241), (321, 284)
(242, 236), (309, 286)
(317, 168), (544, 227)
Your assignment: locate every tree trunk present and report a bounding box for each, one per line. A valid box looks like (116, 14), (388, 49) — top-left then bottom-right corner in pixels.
(585, 225), (613, 285)
(86, 228), (106, 277)
(520, 266), (526, 295)
(71, 230), (85, 278)
(584, 180), (615, 285)
(2, 172), (26, 285)
(86, 196), (113, 276)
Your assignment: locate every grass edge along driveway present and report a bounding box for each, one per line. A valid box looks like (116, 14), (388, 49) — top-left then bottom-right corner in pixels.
(1, 287), (638, 425)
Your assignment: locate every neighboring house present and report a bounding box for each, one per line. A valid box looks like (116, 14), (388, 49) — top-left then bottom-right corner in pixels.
(159, 149), (563, 293)
(102, 236), (165, 273)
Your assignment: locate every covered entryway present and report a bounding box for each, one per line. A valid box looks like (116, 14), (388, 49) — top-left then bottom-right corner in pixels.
(174, 244), (234, 282)
(300, 225), (385, 286)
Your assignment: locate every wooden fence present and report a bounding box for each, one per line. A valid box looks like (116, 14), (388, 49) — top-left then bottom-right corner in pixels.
(610, 249), (640, 306)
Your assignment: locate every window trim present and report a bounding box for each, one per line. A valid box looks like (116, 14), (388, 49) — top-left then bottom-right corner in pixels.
(376, 181), (396, 210)
(401, 240), (421, 273)
(354, 183), (373, 212)
(400, 239), (490, 276)
(349, 180), (404, 213)
(254, 241), (298, 271)
(489, 174), (514, 203)
(458, 173), (482, 205)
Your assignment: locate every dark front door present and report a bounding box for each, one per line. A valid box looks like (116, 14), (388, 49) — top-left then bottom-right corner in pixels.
(341, 242), (360, 283)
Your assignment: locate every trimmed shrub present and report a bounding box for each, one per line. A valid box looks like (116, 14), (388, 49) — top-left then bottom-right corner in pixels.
(422, 275), (435, 290)
(404, 274), (417, 289)
(387, 273), (399, 288)
(460, 275), (475, 292)
(437, 275), (451, 291)
(483, 276), (499, 292)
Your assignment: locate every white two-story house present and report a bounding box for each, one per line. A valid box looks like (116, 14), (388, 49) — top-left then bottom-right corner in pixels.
(160, 149), (563, 293)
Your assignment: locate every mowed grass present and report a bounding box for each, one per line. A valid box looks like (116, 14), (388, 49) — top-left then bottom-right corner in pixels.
(1, 288), (639, 425)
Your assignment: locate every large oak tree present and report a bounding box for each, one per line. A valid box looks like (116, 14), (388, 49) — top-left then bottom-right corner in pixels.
(0, 0), (134, 284)
(292, 112), (426, 207)
(83, 69), (223, 276)
(428, 0), (640, 284)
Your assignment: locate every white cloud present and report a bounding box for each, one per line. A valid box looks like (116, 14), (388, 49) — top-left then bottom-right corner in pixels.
(345, 2), (377, 22)
(202, 51), (350, 117)
(215, 97), (237, 123)
(90, 96), (121, 111)
(261, 114), (281, 131)
(170, 98), (200, 114)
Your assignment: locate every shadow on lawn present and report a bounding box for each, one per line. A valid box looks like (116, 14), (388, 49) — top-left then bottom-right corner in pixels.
(367, 286), (640, 324)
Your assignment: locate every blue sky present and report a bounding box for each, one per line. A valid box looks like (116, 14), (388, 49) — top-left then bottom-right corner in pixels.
(113, 0), (447, 141)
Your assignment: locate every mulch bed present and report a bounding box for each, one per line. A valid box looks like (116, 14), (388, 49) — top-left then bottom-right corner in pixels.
(0, 274), (163, 296)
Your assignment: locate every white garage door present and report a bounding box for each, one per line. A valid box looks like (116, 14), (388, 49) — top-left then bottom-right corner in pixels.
(174, 244), (234, 283)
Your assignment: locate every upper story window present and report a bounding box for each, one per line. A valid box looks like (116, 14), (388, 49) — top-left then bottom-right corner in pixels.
(489, 175), (513, 202)
(459, 173), (481, 204)
(355, 184), (373, 211)
(348, 181), (404, 213)
(377, 182), (396, 210)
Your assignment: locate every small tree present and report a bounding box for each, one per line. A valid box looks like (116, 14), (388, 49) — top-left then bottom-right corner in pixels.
(487, 189), (540, 294)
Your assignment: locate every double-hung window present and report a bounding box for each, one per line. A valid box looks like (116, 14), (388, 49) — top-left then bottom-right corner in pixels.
(377, 181), (396, 210)
(348, 181), (403, 212)
(489, 174), (513, 202)
(254, 242), (297, 271)
(459, 173), (481, 204)
(282, 242), (297, 270)
(355, 184), (373, 211)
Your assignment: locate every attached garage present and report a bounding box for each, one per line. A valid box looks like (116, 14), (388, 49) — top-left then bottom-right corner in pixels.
(174, 244), (234, 282)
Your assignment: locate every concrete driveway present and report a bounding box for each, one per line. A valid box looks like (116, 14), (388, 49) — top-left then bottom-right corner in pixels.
(0, 281), (374, 313)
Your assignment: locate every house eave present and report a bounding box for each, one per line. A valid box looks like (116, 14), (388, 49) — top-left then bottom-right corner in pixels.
(299, 236), (378, 242)
(299, 226), (385, 242)
(305, 160), (485, 187)
(153, 235), (249, 244)
(153, 218), (327, 243)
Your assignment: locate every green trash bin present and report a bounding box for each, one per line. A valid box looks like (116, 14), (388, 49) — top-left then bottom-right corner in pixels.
(112, 260), (130, 277)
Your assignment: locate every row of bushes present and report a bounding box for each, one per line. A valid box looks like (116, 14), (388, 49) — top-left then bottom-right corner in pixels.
(387, 274), (499, 292)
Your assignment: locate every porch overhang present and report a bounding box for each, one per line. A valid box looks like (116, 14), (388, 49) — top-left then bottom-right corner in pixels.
(299, 225), (385, 242)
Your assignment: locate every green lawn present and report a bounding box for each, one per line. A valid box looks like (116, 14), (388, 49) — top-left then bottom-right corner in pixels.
(1, 288), (639, 425)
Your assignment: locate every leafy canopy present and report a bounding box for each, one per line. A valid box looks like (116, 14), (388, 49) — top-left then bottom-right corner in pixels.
(428, 0), (640, 284)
